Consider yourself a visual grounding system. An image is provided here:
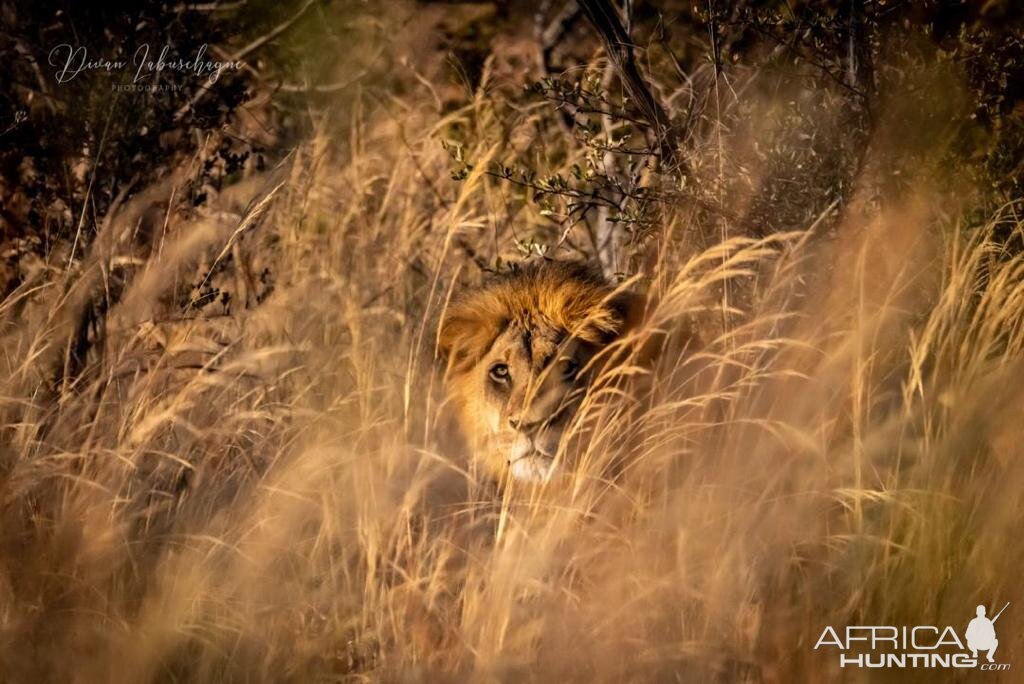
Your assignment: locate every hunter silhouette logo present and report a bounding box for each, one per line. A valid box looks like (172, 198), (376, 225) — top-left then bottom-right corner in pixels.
(967, 603), (1008, 663)
(814, 602), (1011, 671)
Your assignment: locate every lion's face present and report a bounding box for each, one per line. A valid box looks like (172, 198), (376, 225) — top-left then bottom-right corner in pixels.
(439, 263), (629, 482)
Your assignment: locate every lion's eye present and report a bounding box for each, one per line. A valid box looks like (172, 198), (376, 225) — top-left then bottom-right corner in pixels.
(560, 358), (579, 379)
(488, 363), (510, 382)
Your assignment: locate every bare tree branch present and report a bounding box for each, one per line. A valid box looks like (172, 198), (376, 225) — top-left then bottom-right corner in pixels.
(576, 0), (682, 171)
(535, 1), (583, 77)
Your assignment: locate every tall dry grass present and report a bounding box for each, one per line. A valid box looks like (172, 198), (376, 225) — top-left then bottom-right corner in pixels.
(1, 49), (1022, 684)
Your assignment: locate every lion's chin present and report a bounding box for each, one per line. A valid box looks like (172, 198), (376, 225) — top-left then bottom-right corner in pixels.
(508, 454), (555, 483)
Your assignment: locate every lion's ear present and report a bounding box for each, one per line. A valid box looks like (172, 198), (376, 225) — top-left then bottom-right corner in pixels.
(437, 311), (472, 370)
(610, 290), (647, 337)
(437, 303), (504, 375)
(569, 288), (646, 345)
(608, 289), (672, 367)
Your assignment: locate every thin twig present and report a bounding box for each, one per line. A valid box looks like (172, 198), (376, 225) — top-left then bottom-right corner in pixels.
(174, 0), (317, 121)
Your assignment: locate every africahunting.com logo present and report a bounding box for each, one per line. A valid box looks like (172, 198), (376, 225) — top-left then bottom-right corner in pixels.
(815, 603), (1010, 671)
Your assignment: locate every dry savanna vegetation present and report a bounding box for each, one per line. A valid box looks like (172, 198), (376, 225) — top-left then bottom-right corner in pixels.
(1, 0), (1023, 681)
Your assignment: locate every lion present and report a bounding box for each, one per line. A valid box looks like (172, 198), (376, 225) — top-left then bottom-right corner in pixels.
(438, 261), (637, 483)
